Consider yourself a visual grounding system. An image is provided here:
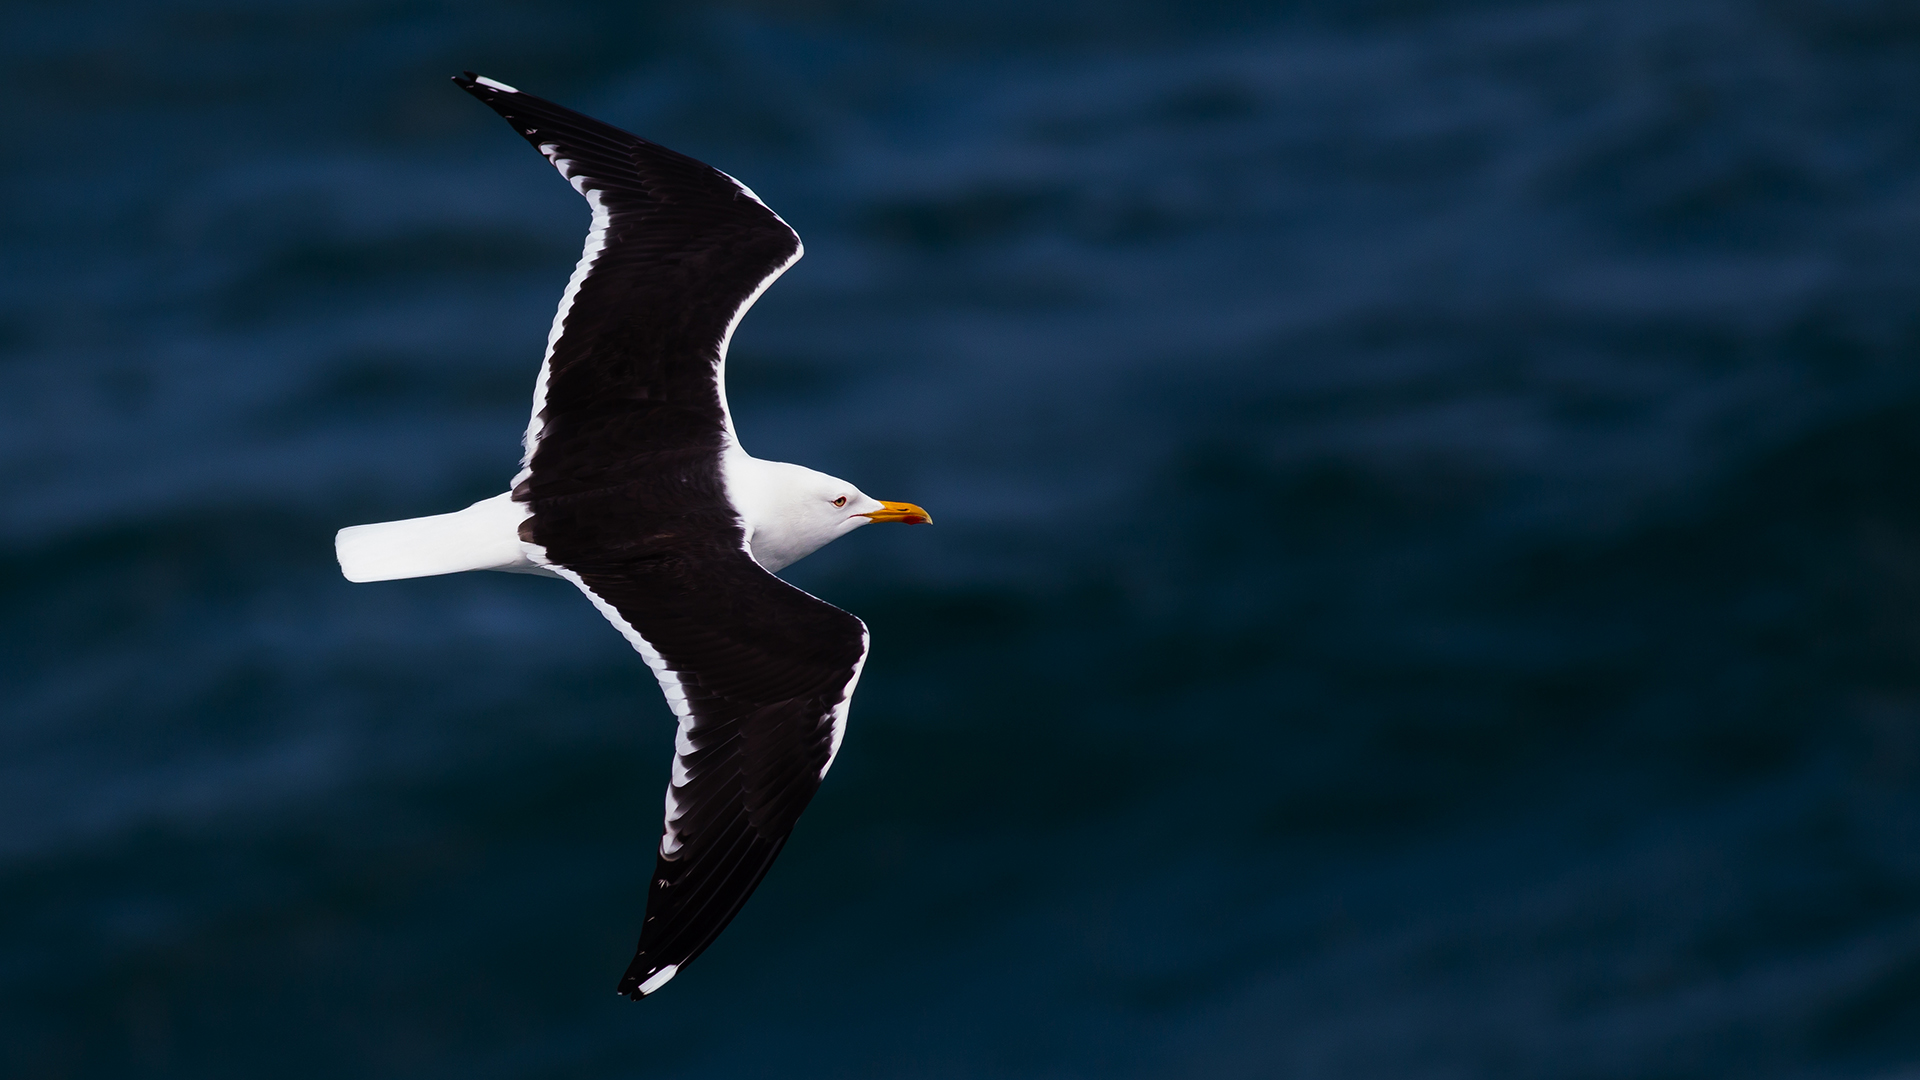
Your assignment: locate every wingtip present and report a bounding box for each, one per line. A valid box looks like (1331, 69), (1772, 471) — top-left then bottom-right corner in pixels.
(454, 72), (521, 95)
(617, 962), (679, 1000)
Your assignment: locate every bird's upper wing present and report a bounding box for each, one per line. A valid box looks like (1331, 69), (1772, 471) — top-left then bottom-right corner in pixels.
(548, 547), (868, 999)
(454, 73), (802, 494)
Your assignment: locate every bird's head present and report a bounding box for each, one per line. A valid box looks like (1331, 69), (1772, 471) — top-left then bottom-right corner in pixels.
(732, 459), (929, 572)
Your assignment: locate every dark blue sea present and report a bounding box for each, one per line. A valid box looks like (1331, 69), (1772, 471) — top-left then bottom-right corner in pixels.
(6, 1), (1920, 1076)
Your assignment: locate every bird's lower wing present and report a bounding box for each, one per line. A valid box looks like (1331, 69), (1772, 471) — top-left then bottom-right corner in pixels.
(547, 549), (868, 998)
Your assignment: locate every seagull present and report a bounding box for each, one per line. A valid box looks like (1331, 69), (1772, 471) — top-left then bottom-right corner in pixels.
(334, 73), (930, 1000)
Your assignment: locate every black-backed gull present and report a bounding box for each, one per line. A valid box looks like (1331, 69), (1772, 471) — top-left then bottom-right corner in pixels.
(335, 73), (931, 1000)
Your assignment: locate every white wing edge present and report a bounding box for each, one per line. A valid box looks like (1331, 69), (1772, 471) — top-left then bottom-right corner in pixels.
(823, 622), (869, 777)
(515, 150), (801, 474)
(713, 233), (802, 450)
(547, 563), (867, 855)
(516, 154), (612, 488)
(544, 563), (699, 858)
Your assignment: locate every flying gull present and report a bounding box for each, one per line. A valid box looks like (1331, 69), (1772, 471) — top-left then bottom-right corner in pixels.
(335, 73), (931, 999)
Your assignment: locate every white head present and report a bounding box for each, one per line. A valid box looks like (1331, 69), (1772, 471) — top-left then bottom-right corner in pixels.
(723, 457), (930, 573)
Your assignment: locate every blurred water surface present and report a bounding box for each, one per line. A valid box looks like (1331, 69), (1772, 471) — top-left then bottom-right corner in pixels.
(4, 0), (1920, 1076)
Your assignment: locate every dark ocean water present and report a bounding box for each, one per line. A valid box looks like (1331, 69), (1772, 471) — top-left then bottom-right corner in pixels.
(5, 1), (1920, 1076)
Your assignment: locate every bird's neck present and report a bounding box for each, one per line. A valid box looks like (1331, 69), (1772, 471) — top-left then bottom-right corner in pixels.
(719, 448), (834, 573)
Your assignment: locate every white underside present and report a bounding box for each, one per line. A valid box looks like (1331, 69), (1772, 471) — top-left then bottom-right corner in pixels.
(334, 492), (552, 582)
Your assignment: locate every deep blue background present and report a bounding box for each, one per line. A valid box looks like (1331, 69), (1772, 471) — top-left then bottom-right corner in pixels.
(5, 1), (1920, 1076)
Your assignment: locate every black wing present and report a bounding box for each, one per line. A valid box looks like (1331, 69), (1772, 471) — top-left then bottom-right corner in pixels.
(551, 551), (868, 999)
(454, 72), (802, 496)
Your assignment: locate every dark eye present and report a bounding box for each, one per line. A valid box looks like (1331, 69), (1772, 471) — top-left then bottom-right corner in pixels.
(832, 496), (848, 508)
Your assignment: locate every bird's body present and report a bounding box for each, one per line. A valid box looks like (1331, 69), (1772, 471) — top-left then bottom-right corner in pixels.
(335, 74), (928, 999)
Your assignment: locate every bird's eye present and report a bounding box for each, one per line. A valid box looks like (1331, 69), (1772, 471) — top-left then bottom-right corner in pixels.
(832, 496), (848, 508)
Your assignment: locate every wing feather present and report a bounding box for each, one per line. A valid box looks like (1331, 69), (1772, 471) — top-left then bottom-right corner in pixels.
(560, 554), (867, 998)
(454, 73), (802, 498)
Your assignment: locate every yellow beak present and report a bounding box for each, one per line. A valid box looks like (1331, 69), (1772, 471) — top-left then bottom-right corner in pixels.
(859, 500), (932, 525)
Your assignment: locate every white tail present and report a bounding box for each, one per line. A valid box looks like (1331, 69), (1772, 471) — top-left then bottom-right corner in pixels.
(335, 492), (548, 582)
